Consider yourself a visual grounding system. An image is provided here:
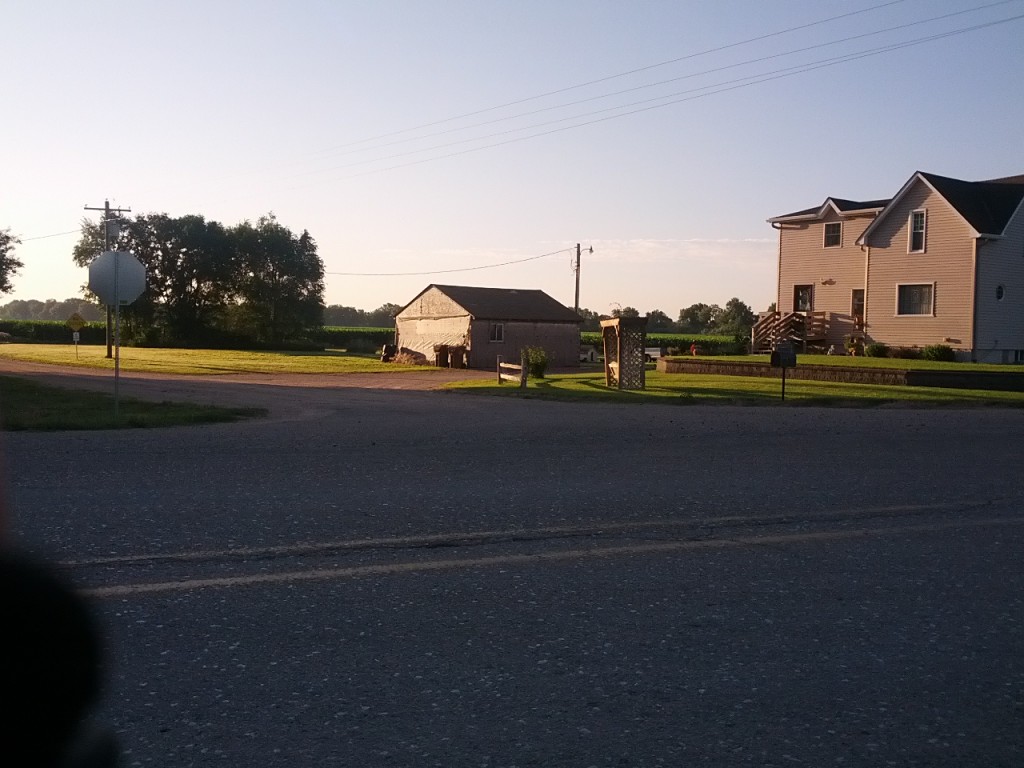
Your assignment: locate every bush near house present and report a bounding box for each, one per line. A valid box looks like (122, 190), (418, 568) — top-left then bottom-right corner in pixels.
(524, 346), (549, 378)
(922, 344), (957, 362)
(865, 342), (889, 357)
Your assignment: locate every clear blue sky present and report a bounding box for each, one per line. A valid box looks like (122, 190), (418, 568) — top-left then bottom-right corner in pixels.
(4, 0), (1023, 317)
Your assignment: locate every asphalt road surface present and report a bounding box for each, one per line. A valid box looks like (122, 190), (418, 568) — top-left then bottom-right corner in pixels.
(4, 367), (1023, 767)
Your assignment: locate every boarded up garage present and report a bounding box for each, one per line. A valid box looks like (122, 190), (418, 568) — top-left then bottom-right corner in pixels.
(395, 284), (582, 370)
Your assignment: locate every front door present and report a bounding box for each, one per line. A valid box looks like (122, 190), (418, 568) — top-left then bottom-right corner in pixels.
(794, 285), (813, 313)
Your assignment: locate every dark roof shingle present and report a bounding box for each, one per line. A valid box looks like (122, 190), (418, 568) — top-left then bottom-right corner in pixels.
(920, 172), (1024, 235)
(432, 285), (581, 323)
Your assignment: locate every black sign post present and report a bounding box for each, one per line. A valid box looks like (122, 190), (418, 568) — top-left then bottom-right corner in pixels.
(769, 341), (798, 401)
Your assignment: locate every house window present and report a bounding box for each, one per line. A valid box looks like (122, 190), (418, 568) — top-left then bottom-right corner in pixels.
(1014, 350), (1024, 364)
(909, 210), (926, 252)
(794, 285), (813, 312)
(489, 323), (504, 342)
(793, 285), (813, 312)
(897, 283), (933, 315)
(851, 289), (865, 318)
(824, 222), (842, 248)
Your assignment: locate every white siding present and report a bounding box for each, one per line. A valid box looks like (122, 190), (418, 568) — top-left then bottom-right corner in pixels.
(973, 199), (1024, 362)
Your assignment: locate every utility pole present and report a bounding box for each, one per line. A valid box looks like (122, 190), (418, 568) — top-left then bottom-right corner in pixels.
(572, 242), (592, 316)
(84, 200), (131, 358)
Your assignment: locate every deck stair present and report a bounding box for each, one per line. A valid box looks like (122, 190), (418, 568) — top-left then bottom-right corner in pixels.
(751, 311), (829, 352)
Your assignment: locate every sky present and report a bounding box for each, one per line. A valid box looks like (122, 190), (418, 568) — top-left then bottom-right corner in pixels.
(3, 0), (1024, 318)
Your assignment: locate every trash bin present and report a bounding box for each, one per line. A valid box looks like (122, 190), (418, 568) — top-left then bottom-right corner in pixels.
(433, 344), (449, 367)
(449, 346), (466, 369)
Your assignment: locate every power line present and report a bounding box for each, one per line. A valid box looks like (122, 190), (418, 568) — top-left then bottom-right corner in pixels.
(320, 0), (911, 154)
(296, 12), (1024, 185)
(19, 229), (80, 242)
(313, 0), (1018, 167)
(327, 248), (574, 277)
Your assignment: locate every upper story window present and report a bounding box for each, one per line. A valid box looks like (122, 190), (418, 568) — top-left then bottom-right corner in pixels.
(823, 222), (842, 248)
(489, 323), (504, 342)
(909, 210), (927, 252)
(897, 283), (933, 315)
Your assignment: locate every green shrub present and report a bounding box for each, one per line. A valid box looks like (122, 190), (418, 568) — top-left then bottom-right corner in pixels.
(864, 342), (889, 357)
(889, 346), (922, 360)
(0, 320), (107, 344)
(922, 344), (957, 362)
(523, 346), (549, 378)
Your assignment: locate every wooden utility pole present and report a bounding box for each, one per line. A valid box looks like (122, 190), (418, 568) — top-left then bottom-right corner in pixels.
(573, 243), (592, 316)
(84, 200), (131, 358)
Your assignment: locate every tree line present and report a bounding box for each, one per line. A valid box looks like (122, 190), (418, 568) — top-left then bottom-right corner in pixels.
(71, 212), (324, 346)
(576, 297), (758, 336)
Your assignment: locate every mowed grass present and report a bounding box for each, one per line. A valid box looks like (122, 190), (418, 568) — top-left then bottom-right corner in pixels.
(0, 376), (265, 431)
(447, 369), (1024, 407)
(0, 344), (425, 375)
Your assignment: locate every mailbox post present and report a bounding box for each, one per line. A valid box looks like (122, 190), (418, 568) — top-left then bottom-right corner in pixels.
(770, 341), (797, 401)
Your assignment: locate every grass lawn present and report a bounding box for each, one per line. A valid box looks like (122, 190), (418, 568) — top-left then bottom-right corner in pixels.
(0, 376), (265, 431)
(447, 369), (1024, 407)
(691, 354), (1024, 373)
(0, 344), (429, 376)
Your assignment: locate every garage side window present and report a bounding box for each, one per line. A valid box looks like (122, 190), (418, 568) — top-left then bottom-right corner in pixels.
(489, 323), (504, 342)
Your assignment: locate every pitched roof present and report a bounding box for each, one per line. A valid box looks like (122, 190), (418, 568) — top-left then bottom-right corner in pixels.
(768, 197), (889, 223)
(858, 171), (1024, 244)
(918, 172), (1024, 236)
(426, 284), (581, 323)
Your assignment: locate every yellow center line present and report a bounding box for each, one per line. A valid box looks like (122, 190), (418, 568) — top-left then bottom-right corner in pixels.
(60, 501), (992, 567)
(80, 515), (1024, 599)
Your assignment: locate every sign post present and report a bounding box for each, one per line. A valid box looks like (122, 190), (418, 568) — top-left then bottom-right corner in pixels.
(770, 341), (798, 401)
(88, 251), (147, 420)
(66, 313), (86, 360)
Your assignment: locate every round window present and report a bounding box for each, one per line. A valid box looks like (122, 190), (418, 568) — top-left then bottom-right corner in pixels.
(997, 285), (1006, 301)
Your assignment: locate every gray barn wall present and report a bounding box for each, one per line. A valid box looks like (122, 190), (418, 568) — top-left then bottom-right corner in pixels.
(468, 321), (580, 370)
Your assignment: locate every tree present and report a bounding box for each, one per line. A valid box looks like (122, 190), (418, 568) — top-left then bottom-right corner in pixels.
(717, 297), (756, 336)
(575, 307), (602, 332)
(324, 305), (366, 326)
(645, 309), (675, 332)
(73, 214), (235, 343)
(0, 228), (24, 295)
(0, 298), (103, 321)
(365, 303), (403, 327)
(612, 306), (640, 318)
(230, 214), (325, 343)
(677, 303), (722, 334)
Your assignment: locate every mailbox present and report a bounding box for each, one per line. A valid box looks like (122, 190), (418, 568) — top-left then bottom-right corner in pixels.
(771, 342), (797, 368)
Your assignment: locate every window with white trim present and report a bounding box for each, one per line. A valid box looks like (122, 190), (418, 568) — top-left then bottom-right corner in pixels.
(909, 210), (926, 252)
(897, 283), (933, 315)
(823, 222), (842, 248)
(489, 323), (504, 342)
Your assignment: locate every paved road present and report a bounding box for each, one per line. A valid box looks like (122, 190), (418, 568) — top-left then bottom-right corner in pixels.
(4, 366), (1023, 766)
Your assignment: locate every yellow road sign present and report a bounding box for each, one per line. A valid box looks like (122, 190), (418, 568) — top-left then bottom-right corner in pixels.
(66, 313), (86, 332)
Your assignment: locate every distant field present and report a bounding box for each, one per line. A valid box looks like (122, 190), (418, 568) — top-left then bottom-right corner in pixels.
(0, 344), (428, 376)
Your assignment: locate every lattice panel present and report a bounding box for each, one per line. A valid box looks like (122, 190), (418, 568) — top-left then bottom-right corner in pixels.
(619, 326), (646, 390)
